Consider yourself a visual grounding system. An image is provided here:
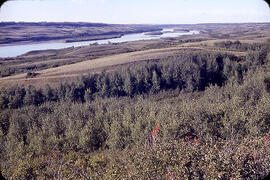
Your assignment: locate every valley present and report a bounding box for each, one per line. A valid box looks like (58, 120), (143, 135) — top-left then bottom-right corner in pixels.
(1, 22), (270, 179)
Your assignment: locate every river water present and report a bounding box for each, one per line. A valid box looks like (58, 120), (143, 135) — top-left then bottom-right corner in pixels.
(0, 29), (199, 58)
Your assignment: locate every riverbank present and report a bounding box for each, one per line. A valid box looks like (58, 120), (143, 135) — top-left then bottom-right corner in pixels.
(64, 34), (123, 43)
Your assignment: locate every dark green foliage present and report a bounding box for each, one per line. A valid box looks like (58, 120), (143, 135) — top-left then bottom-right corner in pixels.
(214, 40), (268, 52)
(264, 77), (270, 93)
(23, 86), (44, 106)
(124, 70), (136, 96)
(109, 72), (125, 97)
(0, 63), (51, 78)
(25, 72), (39, 78)
(0, 110), (10, 136)
(0, 66), (16, 78)
(6, 86), (25, 109)
(42, 85), (57, 102)
(151, 70), (161, 93)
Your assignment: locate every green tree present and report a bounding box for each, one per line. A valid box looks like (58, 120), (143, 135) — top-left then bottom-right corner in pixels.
(151, 70), (161, 93)
(23, 86), (44, 106)
(43, 85), (56, 102)
(124, 72), (136, 96)
(110, 72), (124, 97)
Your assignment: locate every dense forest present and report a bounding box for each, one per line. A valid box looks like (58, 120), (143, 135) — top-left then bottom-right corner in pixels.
(1, 41), (270, 179)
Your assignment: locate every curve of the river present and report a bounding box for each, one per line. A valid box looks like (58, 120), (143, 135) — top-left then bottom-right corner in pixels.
(0, 28), (199, 58)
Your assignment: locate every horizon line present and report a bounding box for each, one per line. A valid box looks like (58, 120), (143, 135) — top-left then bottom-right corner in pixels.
(1, 21), (270, 25)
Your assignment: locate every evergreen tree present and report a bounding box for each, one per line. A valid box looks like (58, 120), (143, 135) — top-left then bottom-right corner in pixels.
(84, 88), (94, 102)
(110, 72), (124, 97)
(151, 70), (161, 93)
(43, 85), (56, 102)
(23, 86), (44, 106)
(7, 86), (26, 109)
(124, 72), (136, 96)
(0, 89), (7, 109)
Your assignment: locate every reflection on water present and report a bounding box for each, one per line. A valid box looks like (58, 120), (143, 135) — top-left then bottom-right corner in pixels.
(0, 29), (199, 58)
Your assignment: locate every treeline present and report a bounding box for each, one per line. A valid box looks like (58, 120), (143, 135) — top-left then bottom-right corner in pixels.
(0, 57), (78, 78)
(0, 64), (48, 78)
(214, 40), (269, 52)
(0, 51), (247, 109)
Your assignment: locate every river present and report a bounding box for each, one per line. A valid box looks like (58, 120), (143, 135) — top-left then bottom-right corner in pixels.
(0, 28), (199, 58)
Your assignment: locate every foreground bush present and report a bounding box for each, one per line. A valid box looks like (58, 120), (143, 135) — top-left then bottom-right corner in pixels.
(4, 136), (270, 179)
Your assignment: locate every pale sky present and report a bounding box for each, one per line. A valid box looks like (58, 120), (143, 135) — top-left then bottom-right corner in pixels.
(0, 0), (270, 24)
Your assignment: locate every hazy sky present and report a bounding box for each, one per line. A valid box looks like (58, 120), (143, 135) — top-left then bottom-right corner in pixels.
(0, 0), (270, 24)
